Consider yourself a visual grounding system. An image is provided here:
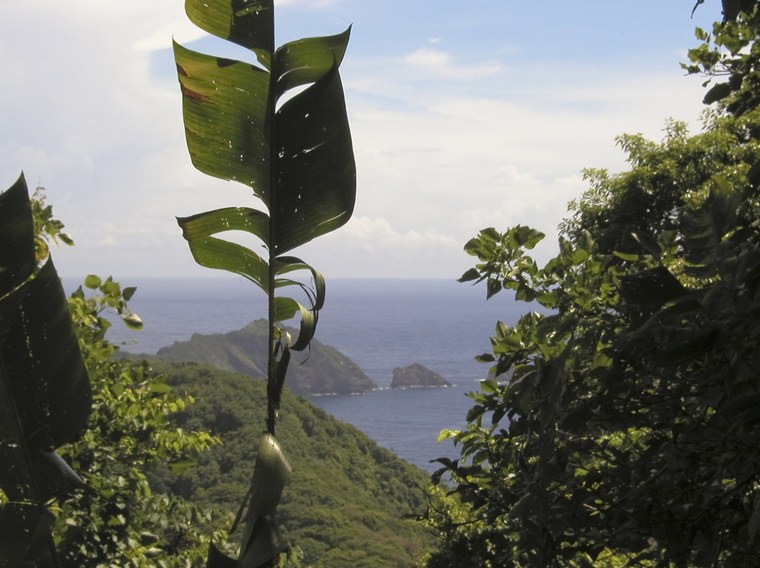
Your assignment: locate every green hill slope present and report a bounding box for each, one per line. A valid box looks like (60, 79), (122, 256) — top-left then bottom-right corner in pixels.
(155, 319), (377, 396)
(148, 360), (435, 567)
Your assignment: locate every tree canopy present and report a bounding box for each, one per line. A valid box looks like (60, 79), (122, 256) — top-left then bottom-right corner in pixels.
(427, 2), (760, 566)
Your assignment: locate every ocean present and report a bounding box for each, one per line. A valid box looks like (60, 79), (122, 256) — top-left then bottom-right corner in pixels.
(91, 277), (529, 472)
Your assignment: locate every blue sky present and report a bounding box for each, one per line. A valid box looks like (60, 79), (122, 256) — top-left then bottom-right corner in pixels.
(0, 1), (723, 280)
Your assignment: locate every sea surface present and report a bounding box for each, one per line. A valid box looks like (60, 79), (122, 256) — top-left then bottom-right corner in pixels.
(78, 277), (530, 472)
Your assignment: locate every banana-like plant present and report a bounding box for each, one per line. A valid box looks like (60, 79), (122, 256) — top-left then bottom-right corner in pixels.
(173, 1), (355, 565)
(0, 173), (91, 567)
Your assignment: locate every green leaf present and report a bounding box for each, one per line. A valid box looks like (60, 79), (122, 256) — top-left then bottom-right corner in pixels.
(703, 81), (732, 104)
(274, 27), (352, 99)
(185, 0), (274, 68)
(612, 250), (639, 262)
(178, 212), (270, 294)
(84, 274), (102, 289)
(174, 42), (271, 197)
(122, 286), (137, 302)
(511, 225), (545, 250)
(481, 378), (499, 394)
(179, 207), (270, 246)
(272, 64), (356, 253)
(458, 268), (482, 283)
(168, 459), (197, 476)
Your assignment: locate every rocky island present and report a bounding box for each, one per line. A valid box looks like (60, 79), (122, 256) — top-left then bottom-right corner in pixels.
(155, 319), (378, 396)
(391, 363), (451, 389)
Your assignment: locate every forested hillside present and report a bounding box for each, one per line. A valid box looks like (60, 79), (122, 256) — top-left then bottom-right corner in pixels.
(146, 360), (435, 567)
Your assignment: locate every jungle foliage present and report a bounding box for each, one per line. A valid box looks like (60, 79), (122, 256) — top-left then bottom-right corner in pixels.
(0, 179), (226, 567)
(173, 1), (355, 563)
(427, 2), (760, 566)
(0, 174), (91, 567)
(146, 360), (435, 568)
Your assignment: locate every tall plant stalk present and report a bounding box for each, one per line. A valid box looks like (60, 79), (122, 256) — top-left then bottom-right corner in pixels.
(173, 1), (355, 564)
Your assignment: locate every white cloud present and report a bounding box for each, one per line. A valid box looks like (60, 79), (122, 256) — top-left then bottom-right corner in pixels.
(403, 47), (503, 80)
(344, 216), (458, 249)
(1, 1), (718, 280)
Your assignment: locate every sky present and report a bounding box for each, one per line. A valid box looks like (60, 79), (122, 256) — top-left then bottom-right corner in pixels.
(0, 0), (724, 281)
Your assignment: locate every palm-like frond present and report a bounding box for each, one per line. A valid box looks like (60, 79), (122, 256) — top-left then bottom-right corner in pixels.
(0, 173), (91, 567)
(174, 2), (355, 565)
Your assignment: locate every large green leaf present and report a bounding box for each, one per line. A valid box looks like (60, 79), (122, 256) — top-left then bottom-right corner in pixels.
(177, 208), (270, 293)
(185, 0), (274, 68)
(0, 257), (91, 453)
(273, 28), (351, 99)
(175, 42), (271, 198)
(0, 175), (91, 564)
(272, 64), (356, 253)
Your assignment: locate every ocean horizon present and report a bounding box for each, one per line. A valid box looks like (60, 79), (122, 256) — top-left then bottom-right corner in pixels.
(69, 276), (529, 471)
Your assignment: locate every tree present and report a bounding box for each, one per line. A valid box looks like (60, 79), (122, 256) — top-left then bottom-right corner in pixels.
(686, 0), (760, 115)
(172, 1), (355, 565)
(55, 274), (227, 567)
(428, 3), (760, 566)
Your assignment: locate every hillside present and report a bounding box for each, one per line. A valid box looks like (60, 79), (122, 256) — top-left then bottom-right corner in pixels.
(147, 360), (435, 567)
(155, 319), (377, 395)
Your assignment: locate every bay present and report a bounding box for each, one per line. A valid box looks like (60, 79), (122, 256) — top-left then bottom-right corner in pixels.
(80, 276), (529, 471)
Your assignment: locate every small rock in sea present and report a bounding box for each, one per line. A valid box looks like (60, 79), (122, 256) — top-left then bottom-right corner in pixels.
(391, 363), (451, 389)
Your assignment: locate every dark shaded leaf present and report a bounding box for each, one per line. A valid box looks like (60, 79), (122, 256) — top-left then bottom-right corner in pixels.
(273, 64), (356, 253)
(703, 81), (732, 104)
(0, 504), (55, 568)
(458, 268), (482, 283)
(0, 258), (91, 451)
(619, 266), (687, 307)
(0, 173), (35, 293)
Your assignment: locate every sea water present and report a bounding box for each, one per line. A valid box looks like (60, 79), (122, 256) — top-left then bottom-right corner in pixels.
(84, 277), (529, 471)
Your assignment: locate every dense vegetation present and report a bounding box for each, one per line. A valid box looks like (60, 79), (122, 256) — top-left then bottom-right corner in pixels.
(155, 320), (377, 395)
(7, 1), (760, 566)
(1, 180), (229, 566)
(147, 360), (434, 567)
(426, 2), (760, 566)
(1, 181), (433, 566)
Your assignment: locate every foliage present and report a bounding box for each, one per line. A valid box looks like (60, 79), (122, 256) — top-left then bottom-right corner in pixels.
(0, 179), (229, 566)
(0, 173), (91, 568)
(145, 360), (434, 568)
(686, 0), (760, 115)
(56, 277), (227, 567)
(173, 1), (355, 564)
(29, 183), (73, 262)
(427, 19), (760, 568)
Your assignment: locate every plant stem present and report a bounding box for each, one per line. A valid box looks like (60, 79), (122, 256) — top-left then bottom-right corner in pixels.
(266, 2), (278, 438)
